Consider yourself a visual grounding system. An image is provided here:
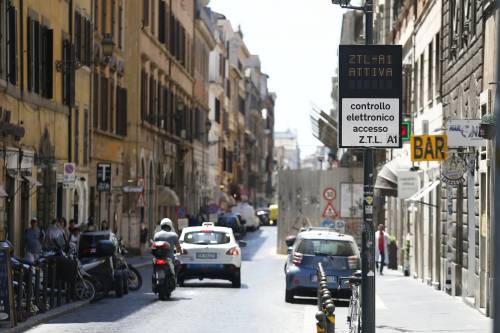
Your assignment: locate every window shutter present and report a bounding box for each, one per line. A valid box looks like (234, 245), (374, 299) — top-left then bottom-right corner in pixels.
(100, 76), (108, 131)
(7, 5), (17, 85)
(85, 20), (91, 65)
(75, 11), (81, 61)
(27, 17), (33, 91)
(143, 0), (149, 27)
(43, 28), (53, 99)
(34, 20), (40, 94)
(159, 0), (165, 43)
(93, 72), (99, 128)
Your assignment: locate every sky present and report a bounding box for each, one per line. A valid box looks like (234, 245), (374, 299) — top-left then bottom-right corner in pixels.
(209, 0), (345, 157)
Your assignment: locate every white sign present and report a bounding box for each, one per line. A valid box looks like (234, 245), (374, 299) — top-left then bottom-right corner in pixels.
(63, 163), (76, 185)
(341, 98), (400, 147)
(446, 119), (485, 147)
(397, 171), (420, 199)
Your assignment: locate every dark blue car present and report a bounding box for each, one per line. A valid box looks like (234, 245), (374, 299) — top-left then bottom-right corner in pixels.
(284, 227), (360, 303)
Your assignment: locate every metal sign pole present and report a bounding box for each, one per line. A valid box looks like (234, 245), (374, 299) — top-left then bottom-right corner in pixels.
(362, 0), (376, 332)
(493, 0), (500, 329)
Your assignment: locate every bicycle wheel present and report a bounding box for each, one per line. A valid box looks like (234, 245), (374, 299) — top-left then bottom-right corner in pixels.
(75, 278), (96, 301)
(127, 265), (143, 291)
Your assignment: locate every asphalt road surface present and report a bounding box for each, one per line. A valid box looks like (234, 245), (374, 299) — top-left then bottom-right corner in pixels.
(26, 227), (346, 333)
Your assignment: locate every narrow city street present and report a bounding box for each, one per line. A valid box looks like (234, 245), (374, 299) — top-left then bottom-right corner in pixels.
(24, 227), (337, 333)
(23, 226), (491, 333)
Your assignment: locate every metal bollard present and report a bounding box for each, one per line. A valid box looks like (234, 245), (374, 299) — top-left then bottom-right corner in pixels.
(316, 311), (326, 333)
(325, 303), (336, 333)
(316, 262), (335, 333)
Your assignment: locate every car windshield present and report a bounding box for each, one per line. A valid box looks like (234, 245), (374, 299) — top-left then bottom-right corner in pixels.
(183, 231), (231, 245)
(297, 239), (358, 257)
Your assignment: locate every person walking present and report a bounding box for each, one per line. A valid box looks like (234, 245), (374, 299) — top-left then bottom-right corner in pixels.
(24, 219), (43, 263)
(46, 219), (66, 251)
(139, 223), (148, 258)
(375, 224), (390, 275)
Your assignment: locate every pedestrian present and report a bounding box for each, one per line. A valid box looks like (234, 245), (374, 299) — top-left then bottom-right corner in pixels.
(24, 219), (43, 263)
(46, 219), (66, 251)
(60, 217), (69, 247)
(375, 224), (390, 275)
(86, 217), (96, 232)
(140, 223), (148, 258)
(68, 225), (81, 257)
(101, 220), (109, 231)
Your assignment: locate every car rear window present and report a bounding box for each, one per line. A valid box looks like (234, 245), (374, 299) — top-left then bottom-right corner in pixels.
(184, 231), (231, 245)
(297, 239), (358, 257)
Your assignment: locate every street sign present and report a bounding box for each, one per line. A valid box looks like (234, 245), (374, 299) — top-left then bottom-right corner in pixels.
(338, 45), (402, 148)
(176, 206), (188, 219)
(63, 163), (76, 186)
(323, 187), (336, 202)
(96, 163), (112, 192)
(446, 119), (485, 147)
(410, 135), (448, 161)
(321, 203), (338, 219)
(397, 171), (420, 199)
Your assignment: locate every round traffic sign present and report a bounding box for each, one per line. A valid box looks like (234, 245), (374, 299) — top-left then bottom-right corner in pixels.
(323, 188), (336, 202)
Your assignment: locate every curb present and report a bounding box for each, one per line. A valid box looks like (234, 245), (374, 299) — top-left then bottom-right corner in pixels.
(3, 300), (91, 333)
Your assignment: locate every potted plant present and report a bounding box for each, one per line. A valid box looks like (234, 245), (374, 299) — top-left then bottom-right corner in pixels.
(479, 113), (496, 139)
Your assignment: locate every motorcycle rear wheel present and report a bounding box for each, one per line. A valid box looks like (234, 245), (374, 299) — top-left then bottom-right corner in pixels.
(127, 265), (143, 291)
(75, 278), (96, 301)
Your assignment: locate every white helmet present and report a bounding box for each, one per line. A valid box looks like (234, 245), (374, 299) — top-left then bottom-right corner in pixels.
(160, 218), (174, 231)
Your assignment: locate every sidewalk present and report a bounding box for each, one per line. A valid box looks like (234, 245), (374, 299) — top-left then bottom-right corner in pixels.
(376, 270), (492, 332)
(2, 255), (152, 333)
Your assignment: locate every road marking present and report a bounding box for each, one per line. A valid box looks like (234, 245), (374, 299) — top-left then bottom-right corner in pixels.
(376, 294), (388, 310)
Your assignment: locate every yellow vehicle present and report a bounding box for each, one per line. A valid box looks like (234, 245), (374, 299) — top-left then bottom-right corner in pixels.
(269, 204), (278, 225)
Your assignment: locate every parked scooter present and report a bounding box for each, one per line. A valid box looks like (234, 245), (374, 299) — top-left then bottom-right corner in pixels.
(151, 241), (176, 300)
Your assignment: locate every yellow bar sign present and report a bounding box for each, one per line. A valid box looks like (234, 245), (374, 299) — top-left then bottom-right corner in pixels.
(411, 135), (448, 161)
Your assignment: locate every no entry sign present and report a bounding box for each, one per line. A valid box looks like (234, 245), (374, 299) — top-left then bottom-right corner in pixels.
(339, 45), (402, 148)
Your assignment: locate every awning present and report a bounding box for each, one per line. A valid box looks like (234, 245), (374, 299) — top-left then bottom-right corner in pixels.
(374, 156), (413, 196)
(157, 186), (180, 206)
(406, 180), (440, 202)
(0, 186), (8, 198)
(22, 176), (42, 187)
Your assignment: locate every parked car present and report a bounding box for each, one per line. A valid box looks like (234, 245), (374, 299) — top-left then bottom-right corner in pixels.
(177, 222), (246, 288)
(284, 227), (360, 303)
(216, 214), (246, 239)
(231, 202), (259, 231)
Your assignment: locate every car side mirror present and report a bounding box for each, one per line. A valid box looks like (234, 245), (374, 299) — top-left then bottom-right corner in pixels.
(238, 240), (247, 248)
(285, 236), (296, 247)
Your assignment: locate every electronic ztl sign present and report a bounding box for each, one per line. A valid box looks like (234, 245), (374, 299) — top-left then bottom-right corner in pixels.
(338, 45), (403, 148)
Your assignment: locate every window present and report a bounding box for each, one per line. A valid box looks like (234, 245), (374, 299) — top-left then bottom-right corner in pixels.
(101, 0), (107, 34)
(428, 42), (433, 102)
(143, 0), (149, 27)
(183, 231), (231, 245)
(157, 80), (162, 127)
(149, 76), (155, 124)
(419, 54), (424, 109)
(402, 65), (412, 117)
(100, 76), (108, 131)
(109, 78), (115, 133)
(94, 0), (98, 31)
(74, 107), (79, 164)
(83, 109), (89, 165)
(297, 239), (358, 257)
(226, 79), (231, 98)
(93, 72), (99, 128)
(27, 16), (53, 98)
(111, 0), (116, 40)
(62, 39), (74, 105)
(141, 70), (148, 120)
(7, 3), (17, 85)
(238, 96), (245, 114)
(215, 98), (221, 123)
(435, 33), (441, 97)
(158, 0), (166, 43)
(116, 86), (127, 136)
(118, 4), (123, 49)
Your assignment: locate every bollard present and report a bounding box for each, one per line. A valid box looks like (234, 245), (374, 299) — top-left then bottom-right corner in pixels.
(41, 261), (48, 312)
(25, 267), (33, 312)
(49, 260), (55, 309)
(325, 303), (335, 333)
(316, 311), (326, 333)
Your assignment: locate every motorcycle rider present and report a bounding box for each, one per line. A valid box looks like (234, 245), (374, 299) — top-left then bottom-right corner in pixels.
(153, 218), (182, 276)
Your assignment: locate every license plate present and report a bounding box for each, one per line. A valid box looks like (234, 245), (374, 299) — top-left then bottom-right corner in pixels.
(196, 252), (217, 259)
(311, 275), (336, 283)
(187, 264), (224, 270)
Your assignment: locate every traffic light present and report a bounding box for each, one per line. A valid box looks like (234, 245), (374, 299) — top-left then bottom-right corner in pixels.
(401, 121), (411, 142)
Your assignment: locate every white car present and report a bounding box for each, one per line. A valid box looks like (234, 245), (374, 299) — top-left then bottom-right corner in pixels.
(231, 202), (259, 231)
(177, 222), (245, 288)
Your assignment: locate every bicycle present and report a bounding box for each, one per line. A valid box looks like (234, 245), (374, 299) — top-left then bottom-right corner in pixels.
(339, 271), (362, 333)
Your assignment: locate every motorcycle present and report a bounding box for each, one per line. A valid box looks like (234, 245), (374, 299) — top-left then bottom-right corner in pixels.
(256, 209), (270, 226)
(151, 241), (176, 300)
(115, 238), (143, 291)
